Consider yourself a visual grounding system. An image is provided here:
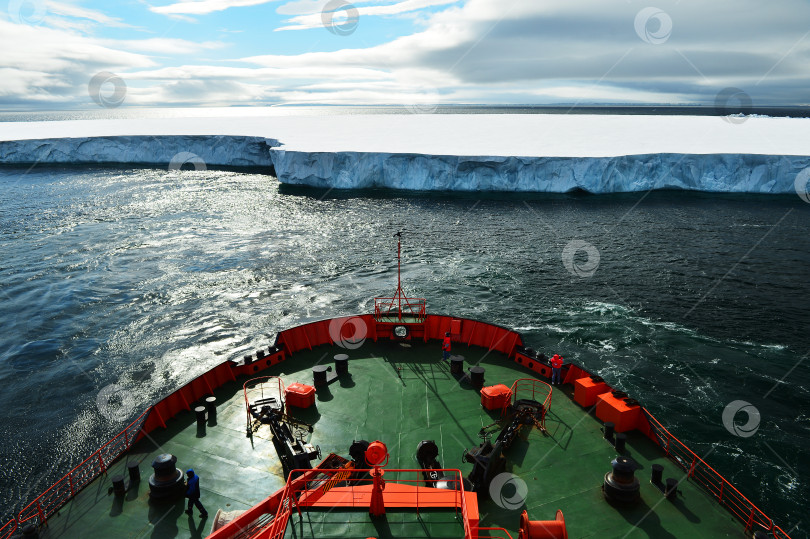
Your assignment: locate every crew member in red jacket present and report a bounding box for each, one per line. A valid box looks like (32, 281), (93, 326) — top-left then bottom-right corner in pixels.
(551, 354), (564, 385)
(442, 332), (451, 361)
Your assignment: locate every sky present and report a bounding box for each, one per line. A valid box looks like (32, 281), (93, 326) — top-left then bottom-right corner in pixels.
(1, 0), (810, 110)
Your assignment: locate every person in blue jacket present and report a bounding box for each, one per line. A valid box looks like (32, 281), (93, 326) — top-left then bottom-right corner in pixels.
(185, 469), (208, 518)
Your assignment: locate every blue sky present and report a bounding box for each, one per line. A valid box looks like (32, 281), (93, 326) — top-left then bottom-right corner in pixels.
(2, 0), (810, 109)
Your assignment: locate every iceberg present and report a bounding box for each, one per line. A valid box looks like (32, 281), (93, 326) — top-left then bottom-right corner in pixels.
(1, 114), (809, 194)
(270, 150), (810, 194)
(0, 135), (276, 168)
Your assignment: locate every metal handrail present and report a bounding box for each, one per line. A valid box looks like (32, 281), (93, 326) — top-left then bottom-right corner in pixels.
(0, 518), (16, 539)
(504, 378), (553, 427)
(643, 409), (789, 538)
(16, 407), (150, 528)
(262, 467), (472, 538)
(373, 296), (427, 321)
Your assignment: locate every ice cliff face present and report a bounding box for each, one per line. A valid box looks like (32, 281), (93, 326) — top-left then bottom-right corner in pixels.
(1, 135), (808, 193)
(0, 135), (276, 168)
(270, 150), (810, 194)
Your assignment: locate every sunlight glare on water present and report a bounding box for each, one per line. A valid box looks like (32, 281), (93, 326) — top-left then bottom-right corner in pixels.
(0, 166), (807, 535)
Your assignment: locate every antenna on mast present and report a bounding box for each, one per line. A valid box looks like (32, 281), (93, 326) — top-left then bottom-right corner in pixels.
(373, 231), (426, 323)
(394, 231), (404, 318)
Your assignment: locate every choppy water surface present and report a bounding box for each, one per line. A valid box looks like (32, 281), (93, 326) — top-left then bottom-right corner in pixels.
(0, 167), (808, 536)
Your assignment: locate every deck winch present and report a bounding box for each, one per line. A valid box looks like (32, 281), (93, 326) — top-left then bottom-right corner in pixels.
(244, 376), (320, 478)
(464, 389), (548, 494)
(602, 456), (641, 504)
(148, 453), (185, 500)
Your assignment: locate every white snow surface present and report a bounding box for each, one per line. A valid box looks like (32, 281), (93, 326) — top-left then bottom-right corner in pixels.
(1, 114), (810, 193)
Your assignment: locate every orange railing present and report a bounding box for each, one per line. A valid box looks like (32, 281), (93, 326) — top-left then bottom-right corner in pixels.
(243, 376), (285, 432)
(644, 409), (790, 538)
(505, 378), (553, 429)
(16, 407), (150, 528)
(0, 518), (16, 539)
(255, 468), (473, 539)
(374, 296), (427, 322)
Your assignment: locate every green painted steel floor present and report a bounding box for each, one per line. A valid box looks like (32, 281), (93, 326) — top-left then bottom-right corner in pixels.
(36, 340), (744, 538)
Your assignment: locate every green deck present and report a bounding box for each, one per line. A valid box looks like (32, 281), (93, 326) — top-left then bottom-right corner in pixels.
(35, 341), (743, 538)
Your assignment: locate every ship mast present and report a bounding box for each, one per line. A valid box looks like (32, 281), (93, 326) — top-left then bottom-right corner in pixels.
(373, 231), (426, 323)
(394, 231), (403, 320)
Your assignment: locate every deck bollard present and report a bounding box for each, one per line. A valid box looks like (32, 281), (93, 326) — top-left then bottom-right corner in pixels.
(651, 464), (664, 486)
(603, 422), (615, 443)
(127, 461), (140, 483)
(112, 474), (126, 496)
(195, 406), (207, 436)
(205, 396), (217, 418)
(335, 354), (349, 375)
(665, 478), (679, 500)
(313, 365), (329, 386)
(469, 366), (485, 390)
(615, 432), (627, 453)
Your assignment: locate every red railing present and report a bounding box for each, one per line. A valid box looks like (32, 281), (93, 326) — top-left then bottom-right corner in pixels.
(16, 407), (151, 528)
(644, 409), (790, 538)
(374, 296), (427, 322)
(243, 376), (285, 433)
(256, 468), (473, 539)
(505, 378), (553, 430)
(0, 518), (16, 539)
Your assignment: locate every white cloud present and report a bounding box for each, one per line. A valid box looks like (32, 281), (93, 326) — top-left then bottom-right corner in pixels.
(102, 38), (226, 55)
(149, 0), (276, 16)
(47, 1), (130, 28)
(4, 0), (810, 108)
(276, 0), (458, 31)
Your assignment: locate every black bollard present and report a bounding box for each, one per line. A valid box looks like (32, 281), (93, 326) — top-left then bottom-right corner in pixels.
(665, 478), (678, 500)
(195, 406), (207, 435)
(603, 422), (615, 443)
(335, 355), (349, 376)
(127, 461), (140, 483)
(615, 432), (627, 453)
(651, 464), (664, 486)
(469, 366), (485, 390)
(112, 474), (126, 496)
(313, 365), (329, 386)
(21, 524), (38, 538)
(205, 396), (217, 417)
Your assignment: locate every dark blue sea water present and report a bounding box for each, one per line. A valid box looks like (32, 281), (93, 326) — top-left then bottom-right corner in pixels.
(0, 166), (808, 536)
